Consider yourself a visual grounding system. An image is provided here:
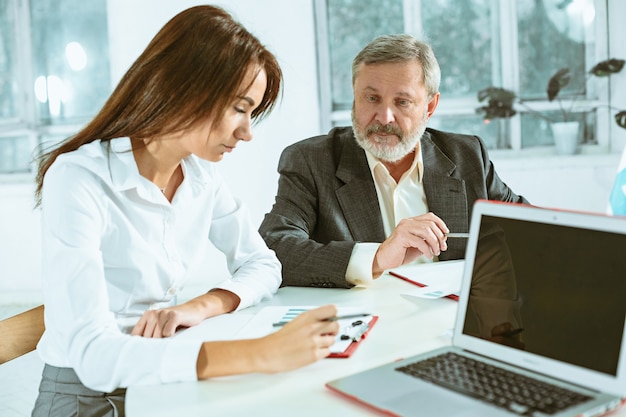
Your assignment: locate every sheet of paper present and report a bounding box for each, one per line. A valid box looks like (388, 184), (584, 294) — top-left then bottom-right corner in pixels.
(390, 259), (465, 299)
(401, 285), (458, 300)
(235, 306), (374, 354)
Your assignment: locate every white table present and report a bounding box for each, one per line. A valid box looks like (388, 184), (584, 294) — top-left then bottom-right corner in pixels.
(126, 272), (459, 417)
(124, 264), (626, 417)
(5, 266), (624, 417)
(126, 266), (626, 417)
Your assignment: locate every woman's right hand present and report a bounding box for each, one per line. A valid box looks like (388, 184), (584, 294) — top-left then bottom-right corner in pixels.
(196, 304), (339, 378)
(257, 304), (340, 373)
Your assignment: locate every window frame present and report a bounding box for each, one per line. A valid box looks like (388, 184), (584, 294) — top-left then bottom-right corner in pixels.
(0, 0), (107, 180)
(314, 0), (619, 155)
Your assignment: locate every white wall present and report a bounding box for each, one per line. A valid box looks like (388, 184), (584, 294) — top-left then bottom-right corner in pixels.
(0, 0), (624, 304)
(106, 0), (322, 227)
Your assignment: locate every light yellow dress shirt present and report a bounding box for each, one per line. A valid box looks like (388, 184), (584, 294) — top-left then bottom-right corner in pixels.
(346, 144), (434, 286)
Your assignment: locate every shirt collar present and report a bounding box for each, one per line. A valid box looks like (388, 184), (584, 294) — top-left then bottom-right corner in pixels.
(108, 137), (211, 197)
(182, 154), (213, 196)
(363, 140), (424, 183)
(108, 137), (142, 192)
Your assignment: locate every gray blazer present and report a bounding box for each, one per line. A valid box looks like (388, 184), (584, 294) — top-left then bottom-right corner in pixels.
(259, 127), (529, 288)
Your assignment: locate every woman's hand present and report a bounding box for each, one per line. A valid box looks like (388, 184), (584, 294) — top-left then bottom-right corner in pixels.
(131, 303), (206, 338)
(196, 304), (340, 378)
(132, 289), (241, 338)
(256, 304), (340, 372)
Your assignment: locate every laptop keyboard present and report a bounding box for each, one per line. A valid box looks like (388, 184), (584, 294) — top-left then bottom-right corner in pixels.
(396, 352), (592, 416)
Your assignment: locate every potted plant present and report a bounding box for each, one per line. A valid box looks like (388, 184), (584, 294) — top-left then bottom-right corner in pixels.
(476, 58), (626, 154)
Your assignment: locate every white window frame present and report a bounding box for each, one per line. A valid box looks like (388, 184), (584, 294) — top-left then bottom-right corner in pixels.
(315, 0), (624, 156)
(0, 0), (105, 181)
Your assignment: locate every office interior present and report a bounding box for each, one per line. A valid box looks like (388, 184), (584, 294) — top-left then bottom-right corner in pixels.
(1, 0), (625, 312)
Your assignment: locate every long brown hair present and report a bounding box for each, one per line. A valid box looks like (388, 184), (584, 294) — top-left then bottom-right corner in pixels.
(34, 5), (282, 206)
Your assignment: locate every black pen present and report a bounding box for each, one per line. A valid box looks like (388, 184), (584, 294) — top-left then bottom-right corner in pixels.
(272, 313), (371, 327)
(324, 313), (371, 322)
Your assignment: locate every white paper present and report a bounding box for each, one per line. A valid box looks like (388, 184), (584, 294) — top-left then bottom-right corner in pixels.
(235, 306), (374, 354)
(391, 260), (465, 299)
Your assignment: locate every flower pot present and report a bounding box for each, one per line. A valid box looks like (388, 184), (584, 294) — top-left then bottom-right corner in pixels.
(551, 121), (580, 155)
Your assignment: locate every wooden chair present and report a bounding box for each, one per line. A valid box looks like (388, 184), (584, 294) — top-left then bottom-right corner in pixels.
(0, 305), (45, 364)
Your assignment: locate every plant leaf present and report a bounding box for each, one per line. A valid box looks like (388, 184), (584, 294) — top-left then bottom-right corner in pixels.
(546, 68), (571, 101)
(615, 111), (626, 129)
(477, 87), (516, 103)
(476, 87), (517, 119)
(589, 58), (625, 77)
(476, 98), (517, 119)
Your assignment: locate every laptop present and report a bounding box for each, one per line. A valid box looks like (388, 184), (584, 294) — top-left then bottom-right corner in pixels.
(326, 200), (626, 417)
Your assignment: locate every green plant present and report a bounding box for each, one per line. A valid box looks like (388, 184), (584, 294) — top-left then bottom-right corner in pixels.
(476, 58), (626, 129)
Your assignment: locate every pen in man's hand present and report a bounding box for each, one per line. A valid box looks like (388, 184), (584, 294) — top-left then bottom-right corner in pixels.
(445, 232), (470, 238)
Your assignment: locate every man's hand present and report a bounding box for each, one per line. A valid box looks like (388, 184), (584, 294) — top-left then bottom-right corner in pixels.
(372, 212), (449, 277)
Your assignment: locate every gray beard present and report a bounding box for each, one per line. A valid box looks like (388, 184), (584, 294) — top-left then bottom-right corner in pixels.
(352, 110), (427, 163)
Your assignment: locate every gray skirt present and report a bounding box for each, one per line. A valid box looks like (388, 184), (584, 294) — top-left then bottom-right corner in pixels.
(32, 364), (126, 417)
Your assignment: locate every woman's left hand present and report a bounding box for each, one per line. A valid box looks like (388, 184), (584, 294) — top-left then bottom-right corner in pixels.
(131, 303), (205, 338)
(131, 289), (240, 338)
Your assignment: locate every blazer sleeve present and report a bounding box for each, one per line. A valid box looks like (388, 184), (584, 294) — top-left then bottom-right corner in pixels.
(259, 143), (356, 289)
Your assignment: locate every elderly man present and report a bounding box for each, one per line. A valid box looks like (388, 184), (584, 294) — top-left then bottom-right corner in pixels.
(260, 34), (528, 288)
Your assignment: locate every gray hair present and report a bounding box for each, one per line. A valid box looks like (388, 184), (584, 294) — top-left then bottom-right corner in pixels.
(351, 34), (441, 99)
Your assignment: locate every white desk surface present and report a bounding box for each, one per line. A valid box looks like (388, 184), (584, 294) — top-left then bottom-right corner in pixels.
(5, 263), (621, 417)
(125, 266), (626, 417)
(126, 271), (458, 417)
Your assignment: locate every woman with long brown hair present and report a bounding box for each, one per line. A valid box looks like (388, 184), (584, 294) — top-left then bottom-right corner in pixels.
(32, 6), (338, 416)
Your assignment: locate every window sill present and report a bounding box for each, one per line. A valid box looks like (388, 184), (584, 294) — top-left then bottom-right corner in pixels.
(489, 146), (621, 171)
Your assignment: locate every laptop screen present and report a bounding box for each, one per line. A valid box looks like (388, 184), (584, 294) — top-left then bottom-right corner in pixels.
(461, 213), (626, 377)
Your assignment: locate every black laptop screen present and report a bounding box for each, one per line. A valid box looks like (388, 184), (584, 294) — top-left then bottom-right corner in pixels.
(461, 214), (626, 376)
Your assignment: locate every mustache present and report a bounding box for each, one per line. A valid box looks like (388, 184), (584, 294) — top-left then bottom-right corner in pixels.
(366, 123), (403, 139)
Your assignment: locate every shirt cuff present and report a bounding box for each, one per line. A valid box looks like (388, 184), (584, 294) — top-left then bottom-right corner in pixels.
(345, 243), (380, 287)
(160, 338), (204, 384)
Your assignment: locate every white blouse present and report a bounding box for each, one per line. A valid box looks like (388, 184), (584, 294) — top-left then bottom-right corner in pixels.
(36, 137), (281, 392)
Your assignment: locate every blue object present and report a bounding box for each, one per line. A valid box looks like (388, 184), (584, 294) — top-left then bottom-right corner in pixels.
(609, 168), (626, 215)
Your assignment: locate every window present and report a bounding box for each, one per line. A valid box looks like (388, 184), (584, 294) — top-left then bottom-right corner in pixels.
(315, 0), (613, 152)
(0, 0), (110, 175)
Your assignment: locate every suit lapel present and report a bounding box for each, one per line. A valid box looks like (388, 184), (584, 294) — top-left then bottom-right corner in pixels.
(335, 138), (386, 242)
(421, 133), (469, 234)
(332, 131), (470, 245)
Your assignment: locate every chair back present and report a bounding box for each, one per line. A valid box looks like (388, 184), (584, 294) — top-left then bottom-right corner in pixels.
(0, 305), (45, 364)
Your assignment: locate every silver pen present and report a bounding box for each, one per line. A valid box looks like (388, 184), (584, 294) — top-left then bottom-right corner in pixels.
(445, 232), (470, 238)
(272, 313), (371, 327)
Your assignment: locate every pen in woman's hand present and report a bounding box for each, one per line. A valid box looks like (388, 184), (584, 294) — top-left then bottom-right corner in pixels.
(323, 313), (371, 322)
(272, 313), (371, 327)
